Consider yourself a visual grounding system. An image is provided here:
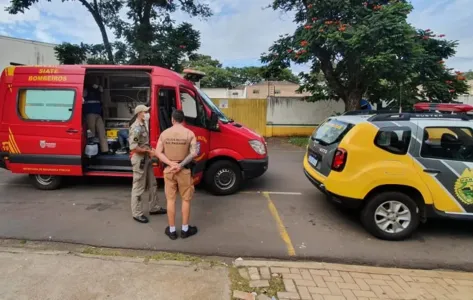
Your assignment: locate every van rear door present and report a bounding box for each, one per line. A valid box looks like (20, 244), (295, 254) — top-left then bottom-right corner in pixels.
(307, 118), (353, 177)
(5, 66), (84, 176)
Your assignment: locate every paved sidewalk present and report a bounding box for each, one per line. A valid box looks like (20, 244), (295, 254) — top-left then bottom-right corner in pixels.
(0, 247), (230, 300)
(234, 260), (473, 300)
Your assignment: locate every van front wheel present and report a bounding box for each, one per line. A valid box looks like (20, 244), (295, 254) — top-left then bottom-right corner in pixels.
(361, 191), (420, 241)
(204, 160), (242, 196)
(29, 174), (62, 190)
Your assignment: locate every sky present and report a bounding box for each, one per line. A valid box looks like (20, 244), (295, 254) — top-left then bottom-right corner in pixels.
(0, 0), (471, 73)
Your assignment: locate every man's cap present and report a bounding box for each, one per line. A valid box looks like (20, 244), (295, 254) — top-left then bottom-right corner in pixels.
(134, 105), (150, 115)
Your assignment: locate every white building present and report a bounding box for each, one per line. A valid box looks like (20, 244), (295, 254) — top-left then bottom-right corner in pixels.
(201, 87), (247, 99)
(0, 35), (59, 70)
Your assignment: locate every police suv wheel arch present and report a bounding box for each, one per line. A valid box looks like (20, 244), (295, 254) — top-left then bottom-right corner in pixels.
(204, 160), (242, 196)
(361, 191), (420, 241)
(29, 174), (62, 190)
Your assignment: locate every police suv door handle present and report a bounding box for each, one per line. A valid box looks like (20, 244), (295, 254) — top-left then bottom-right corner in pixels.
(423, 168), (441, 174)
(66, 128), (79, 134)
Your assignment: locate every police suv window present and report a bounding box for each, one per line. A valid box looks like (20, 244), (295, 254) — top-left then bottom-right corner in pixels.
(374, 127), (411, 155)
(17, 89), (75, 121)
(421, 127), (473, 162)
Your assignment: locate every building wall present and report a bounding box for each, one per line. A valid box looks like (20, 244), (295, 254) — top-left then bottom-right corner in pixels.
(201, 88), (246, 99)
(0, 36), (59, 70)
(265, 97), (345, 137)
(246, 82), (311, 99)
(211, 97), (344, 137)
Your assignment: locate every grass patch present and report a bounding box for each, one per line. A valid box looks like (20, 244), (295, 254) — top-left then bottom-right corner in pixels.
(229, 267), (284, 299)
(81, 247), (223, 266)
(288, 136), (309, 148)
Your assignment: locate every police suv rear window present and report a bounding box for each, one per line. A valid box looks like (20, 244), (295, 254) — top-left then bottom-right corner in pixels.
(311, 119), (352, 146)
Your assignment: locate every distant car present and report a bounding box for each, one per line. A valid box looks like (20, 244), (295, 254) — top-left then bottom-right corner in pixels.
(303, 111), (473, 241)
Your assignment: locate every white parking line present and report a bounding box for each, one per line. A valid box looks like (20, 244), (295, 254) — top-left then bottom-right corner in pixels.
(241, 191), (303, 196)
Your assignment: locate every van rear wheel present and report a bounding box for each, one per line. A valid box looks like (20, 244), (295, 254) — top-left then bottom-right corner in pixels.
(204, 160), (242, 196)
(361, 191), (419, 241)
(29, 174), (62, 190)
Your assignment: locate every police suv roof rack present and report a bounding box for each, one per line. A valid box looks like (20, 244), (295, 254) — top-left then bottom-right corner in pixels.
(368, 113), (472, 122)
(343, 109), (408, 116)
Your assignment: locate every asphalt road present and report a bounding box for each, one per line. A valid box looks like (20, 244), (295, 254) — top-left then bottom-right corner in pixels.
(1, 138), (473, 271)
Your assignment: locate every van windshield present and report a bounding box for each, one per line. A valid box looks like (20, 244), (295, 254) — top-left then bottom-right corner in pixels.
(196, 87), (231, 123)
(312, 119), (352, 146)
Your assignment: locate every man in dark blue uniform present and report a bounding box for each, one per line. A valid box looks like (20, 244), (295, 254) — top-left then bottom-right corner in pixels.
(83, 76), (109, 154)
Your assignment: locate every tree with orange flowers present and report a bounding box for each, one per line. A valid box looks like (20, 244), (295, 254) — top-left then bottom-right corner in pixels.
(261, 0), (468, 111)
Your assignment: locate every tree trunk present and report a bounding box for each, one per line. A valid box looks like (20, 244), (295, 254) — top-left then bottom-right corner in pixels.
(345, 91), (362, 111)
(97, 21), (115, 63)
(79, 0), (114, 63)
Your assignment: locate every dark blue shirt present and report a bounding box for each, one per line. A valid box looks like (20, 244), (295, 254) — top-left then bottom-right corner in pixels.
(83, 86), (103, 115)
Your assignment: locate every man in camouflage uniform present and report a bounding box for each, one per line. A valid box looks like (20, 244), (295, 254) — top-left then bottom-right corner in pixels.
(129, 105), (167, 223)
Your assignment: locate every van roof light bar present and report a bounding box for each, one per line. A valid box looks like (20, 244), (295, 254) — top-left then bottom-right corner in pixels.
(368, 113), (472, 122)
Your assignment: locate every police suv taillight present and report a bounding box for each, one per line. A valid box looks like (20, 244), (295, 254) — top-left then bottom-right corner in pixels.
(331, 148), (347, 171)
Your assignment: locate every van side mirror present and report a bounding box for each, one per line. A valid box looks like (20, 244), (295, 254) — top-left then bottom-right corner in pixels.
(209, 112), (219, 130)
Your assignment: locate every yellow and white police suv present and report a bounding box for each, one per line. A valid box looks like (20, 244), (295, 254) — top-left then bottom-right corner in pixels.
(303, 112), (473, 241)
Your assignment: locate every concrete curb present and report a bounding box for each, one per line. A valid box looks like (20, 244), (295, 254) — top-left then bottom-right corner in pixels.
(234, 259), (473, 280)
(0, 247), (71, 256)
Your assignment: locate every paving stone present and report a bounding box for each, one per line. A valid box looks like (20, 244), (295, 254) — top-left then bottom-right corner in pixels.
(259, 267), (271, 280)
(339, 271), (354, 284)
(291, 268), (301, 274)
(308, 287), (332, 295)
(256, 295), (271, 300)
(323, 296), (346, 300)
(294, 279), (317, 287)
(233, 290), (255, 300)
(249, 280), (270, 288)
(248, 267), (261, 280)
(341, 289), (357, 300)
(277, 292), (301, 299)
(300, 269), (312, 280)
(323, 276), (344, 283)
(283, 273), (303, 280)
(296, 286), (311, 299)
(283, 279), (298, 292)
(239, 268), (250, 280)
(310, 295), (324, 300)
(326, 282), (342, 296)
(312, 275), (327, 288)
(310, 269), (330, 277)
(353, 290), (377, 298)
(271, 267), (290, 274)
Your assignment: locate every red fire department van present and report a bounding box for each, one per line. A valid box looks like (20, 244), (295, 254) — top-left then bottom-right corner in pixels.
(0, 65), (268, 195)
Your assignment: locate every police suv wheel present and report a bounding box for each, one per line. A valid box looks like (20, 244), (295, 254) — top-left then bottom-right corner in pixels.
(361, 191), (420, 241)
(29, 174), (62, 190)
(205, 160), (242, 196)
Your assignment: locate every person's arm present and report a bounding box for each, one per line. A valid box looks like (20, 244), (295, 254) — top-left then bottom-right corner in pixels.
(178, 132), (198, 168)
(129, 126), (152, 155)
(156, 136), (175, 166)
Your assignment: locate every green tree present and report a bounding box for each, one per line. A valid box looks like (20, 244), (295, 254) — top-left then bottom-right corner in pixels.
(54, 43), (89, 64)
(261, 0), (468, 111)
(109, 0), (211, 70)
(7, 0), (122, 63)
(465, 70), (473, 80)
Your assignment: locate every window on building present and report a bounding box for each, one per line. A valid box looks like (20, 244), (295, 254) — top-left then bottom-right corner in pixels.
(17, 89), (75, 121)
(232, 92), (239, 96)
(275, 89), (281, 95)
(253, 89), (260, 94)
(374, 127), (411, 155)
(421, 127), (473, 162)
(180, 89), (205, 127)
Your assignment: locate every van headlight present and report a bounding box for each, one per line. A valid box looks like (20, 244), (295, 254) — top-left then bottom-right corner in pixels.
(249, 140), (266, 155)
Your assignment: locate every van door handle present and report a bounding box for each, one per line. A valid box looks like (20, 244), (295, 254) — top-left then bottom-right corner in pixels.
(424, 168), (441, 174)
(66, 128), (79, 134)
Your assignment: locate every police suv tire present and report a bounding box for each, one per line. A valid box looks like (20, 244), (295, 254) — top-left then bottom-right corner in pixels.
(361, 191), (420, 241)
(204, 160), (242, 196)
(29, 174), (62, 190)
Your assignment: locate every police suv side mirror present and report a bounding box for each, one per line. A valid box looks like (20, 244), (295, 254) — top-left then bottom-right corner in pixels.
(209, 112), (219, 130)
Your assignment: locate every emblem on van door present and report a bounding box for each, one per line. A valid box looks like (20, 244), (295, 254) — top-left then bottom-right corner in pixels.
(319, 148), (328, 154)
(39, 140), (57, 149)
(454, 168), (473, 205)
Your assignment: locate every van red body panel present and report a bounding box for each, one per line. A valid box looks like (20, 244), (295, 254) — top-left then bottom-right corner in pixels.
(0, 64), (268, 192)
